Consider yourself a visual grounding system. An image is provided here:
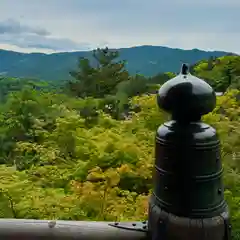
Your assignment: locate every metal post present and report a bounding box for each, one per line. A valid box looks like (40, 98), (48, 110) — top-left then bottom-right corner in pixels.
(148, 64), (231, 240)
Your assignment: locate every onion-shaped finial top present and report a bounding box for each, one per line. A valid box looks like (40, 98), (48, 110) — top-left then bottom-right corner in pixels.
(157, 63), (216, 122)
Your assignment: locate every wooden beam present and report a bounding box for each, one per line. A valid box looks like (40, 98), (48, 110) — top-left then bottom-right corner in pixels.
(0, 219), (149, 240)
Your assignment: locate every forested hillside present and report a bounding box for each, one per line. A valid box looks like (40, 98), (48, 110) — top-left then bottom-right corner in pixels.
(0, 45), (232, 80)
(0, 48), (239, 239)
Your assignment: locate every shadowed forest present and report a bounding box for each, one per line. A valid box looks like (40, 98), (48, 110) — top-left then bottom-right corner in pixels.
(0, 48), (239, 239)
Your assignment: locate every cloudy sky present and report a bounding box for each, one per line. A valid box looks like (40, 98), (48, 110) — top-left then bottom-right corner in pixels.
(0, 0), (239, 53)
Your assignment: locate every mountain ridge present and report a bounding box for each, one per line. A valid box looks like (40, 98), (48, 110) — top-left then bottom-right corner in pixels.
(0, 45), (235, 81)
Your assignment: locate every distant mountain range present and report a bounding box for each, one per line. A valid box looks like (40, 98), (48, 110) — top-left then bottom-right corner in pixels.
(0, 45), (234, 81)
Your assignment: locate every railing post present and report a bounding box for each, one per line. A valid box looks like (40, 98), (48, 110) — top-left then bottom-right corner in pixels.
(148, 64), (231, 240)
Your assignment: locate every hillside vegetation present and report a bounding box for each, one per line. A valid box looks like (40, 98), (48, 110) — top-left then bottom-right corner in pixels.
(0, 48), (239, 239)
(0, 45), (232, 80)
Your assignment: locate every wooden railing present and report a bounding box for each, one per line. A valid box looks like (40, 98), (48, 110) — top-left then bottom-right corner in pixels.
(0, 219), (148, 240)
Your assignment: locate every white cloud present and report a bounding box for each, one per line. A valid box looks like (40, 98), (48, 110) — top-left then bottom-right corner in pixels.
(0, 19), (91, 51)
(0, 19), (50, 36)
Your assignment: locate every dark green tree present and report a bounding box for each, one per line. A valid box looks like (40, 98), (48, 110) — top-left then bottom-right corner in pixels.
(68, 47), (129, 98)
(149, 72), (175, 85)
(68, 58), (96, 97)
(116, 74), (149, 97)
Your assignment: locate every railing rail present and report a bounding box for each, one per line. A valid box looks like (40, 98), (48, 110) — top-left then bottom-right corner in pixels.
(0, 219), (148, 240)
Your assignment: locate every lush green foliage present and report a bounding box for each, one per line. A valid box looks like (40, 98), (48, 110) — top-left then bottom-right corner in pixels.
(0, 49), (239, 239)
(192, 55), (240, 92)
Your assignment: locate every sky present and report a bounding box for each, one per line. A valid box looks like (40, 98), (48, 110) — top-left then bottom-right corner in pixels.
(0, 0), (239, 54)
